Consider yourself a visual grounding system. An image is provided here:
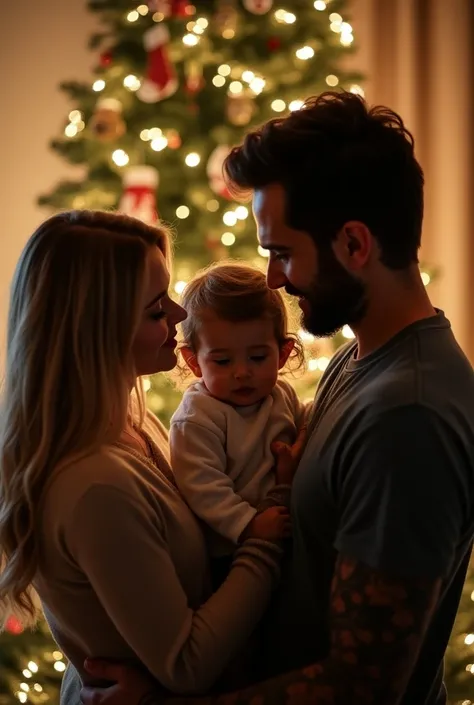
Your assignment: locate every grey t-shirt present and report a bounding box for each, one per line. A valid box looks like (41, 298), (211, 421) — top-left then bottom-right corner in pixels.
(263, 311), (474, 705)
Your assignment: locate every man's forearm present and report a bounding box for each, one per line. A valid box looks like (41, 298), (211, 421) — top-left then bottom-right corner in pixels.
(161, 657), (385, 705)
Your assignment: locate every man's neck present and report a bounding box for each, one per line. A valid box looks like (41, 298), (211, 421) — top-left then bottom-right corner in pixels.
(352, 270), (437, 359)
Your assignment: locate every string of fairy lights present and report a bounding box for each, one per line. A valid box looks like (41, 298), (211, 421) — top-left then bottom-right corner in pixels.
(60, 1), (436, 374)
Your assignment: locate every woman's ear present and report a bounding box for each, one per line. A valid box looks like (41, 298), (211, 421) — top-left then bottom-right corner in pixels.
(180, 346), (202, 377)
(278, 338), (295, 370)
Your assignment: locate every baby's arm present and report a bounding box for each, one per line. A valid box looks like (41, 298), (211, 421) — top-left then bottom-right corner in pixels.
(170, 419), (257, 544)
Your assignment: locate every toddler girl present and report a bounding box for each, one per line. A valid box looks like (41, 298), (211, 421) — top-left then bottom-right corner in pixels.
(170, 262), (308, 582)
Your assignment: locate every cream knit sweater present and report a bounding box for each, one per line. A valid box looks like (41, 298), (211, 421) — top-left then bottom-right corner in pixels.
(34, 411), (282, 700)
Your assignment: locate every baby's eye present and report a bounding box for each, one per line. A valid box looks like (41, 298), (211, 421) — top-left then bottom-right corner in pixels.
(250, 355), (267, 363)
(213, 359), (230, 366)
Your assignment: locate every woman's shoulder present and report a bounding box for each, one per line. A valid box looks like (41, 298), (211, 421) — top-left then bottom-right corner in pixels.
(46, 446), (146, 506)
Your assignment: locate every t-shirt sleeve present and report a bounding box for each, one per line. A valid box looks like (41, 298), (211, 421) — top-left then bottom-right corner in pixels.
(334, 405), (469, 579)
(66, 483), (280, 695)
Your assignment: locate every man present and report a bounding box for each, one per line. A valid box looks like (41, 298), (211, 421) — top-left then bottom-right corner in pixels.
(81, 92), (474, 705)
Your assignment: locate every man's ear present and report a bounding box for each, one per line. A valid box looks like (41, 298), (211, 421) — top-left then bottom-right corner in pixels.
(278, 338), (295, 370)
(180, 346), (202, 377)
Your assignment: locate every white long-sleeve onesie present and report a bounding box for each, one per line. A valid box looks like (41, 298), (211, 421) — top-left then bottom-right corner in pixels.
(170, 379), (308, 556)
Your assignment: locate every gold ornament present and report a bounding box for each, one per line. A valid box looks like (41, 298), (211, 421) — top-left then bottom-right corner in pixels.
(226, 94), (255, 125)
(214, 0), (238, 38)
(90, 98), (126, 142)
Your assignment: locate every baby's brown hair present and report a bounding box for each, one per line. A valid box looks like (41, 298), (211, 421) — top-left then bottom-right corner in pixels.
(178, 261), (304, 373)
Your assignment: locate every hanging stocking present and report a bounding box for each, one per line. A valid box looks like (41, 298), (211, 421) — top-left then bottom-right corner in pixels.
(119, 166), (159, 224)
(137, 24), (178, 103)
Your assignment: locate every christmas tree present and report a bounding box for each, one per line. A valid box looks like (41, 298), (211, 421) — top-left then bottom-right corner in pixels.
(445, 563), (474, 704)
(36, 0), (364, 423)
(3, 1), (468, 704)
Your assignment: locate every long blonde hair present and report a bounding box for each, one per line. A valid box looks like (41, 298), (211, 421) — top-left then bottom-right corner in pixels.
(0, 210), (169, 627)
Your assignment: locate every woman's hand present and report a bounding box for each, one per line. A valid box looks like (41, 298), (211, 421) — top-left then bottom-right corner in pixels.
(80, 659), (160, 705)
(271, 424), (307, 485)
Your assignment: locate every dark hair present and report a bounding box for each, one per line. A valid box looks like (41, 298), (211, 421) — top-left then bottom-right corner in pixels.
(179, 261), (304, 374)
(224, 91), (424, 269)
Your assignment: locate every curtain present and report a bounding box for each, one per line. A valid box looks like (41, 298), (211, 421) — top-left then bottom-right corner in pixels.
(347, 0), (474, 357)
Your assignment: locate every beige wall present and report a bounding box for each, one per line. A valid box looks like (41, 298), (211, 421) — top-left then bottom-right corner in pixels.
(0, 0), (97, 367)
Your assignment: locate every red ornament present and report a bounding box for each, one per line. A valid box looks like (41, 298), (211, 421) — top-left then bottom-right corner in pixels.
(100, 51), (113, 67)
(267, 36), (281, 52)
(6, 616), (24, 635)
(149, 0), (191, 16)
(166, 129), (181, 149)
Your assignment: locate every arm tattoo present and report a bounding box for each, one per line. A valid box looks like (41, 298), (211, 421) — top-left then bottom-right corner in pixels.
(169, 555), (441, 705)
(139, 691), (164, 705)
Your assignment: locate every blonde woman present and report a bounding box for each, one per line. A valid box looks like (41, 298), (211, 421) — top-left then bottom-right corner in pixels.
(0, 211), (291, 701)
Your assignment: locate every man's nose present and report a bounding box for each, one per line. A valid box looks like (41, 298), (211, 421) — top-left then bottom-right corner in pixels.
(266, 261), (287, 290)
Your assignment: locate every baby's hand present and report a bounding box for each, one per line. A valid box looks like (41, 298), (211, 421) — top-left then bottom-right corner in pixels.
(271, 424), (307, 485)
(240, 506), (291, 542)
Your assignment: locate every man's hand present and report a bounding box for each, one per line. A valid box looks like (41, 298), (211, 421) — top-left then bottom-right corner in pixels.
(80, 659), (160, 705)
(271, 423), (307, 485)
(240, 505), (291, 542)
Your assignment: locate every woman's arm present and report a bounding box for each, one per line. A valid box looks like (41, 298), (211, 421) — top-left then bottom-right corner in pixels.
(67, 481), (282, 695)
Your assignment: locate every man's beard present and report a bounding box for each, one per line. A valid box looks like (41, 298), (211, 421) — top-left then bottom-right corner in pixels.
(287, 247), (368, 337)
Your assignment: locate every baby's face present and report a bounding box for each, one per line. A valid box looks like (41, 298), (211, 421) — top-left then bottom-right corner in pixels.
(191, 316), (284, 407)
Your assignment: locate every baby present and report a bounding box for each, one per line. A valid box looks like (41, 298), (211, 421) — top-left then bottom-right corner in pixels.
(170, 262), (309, 584)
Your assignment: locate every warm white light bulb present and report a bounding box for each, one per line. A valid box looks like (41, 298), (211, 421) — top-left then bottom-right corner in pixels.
(326, 74), (339, 86)
(349, 84), (365, 97)
(92, 79), (105, 92)
(223, 211), (237, 226)
(289, 100), (304, 111)
(176, 205), (190, 219)
(235, 206), (249, 219)
(137, 4), (149, 15)
(249, 77), (265, 94)
(185, 152), (200, 167)
(54, 662), (67, 673)
(174, 280), (187, 295)
(242, 70), (255, 83)
(196, 17), (209, 28)
(258, 245), (269, 258)
(314, 0), (326, 10)
(221, 232), (236, 246)
(421, 271), (431, 286)
(229, 81), (243, 94)
(124, 74), (141, 91)
(271, 99), (286, 112)
(218, 64), (231, 76)
(127, 10), (139, 22)
(212, 75), (226, 87)
(65, 124), (78, 138)
(342, 325), (355, 339)
(183, 33), (199, 46)
(112, 149), (129, 166)
(69, 110), (82, 123)
(150, 135), (168, 151)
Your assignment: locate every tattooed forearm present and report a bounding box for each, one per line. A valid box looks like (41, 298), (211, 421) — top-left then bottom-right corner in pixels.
(169, 555), (440, 705)
(139, 691), (164, 705)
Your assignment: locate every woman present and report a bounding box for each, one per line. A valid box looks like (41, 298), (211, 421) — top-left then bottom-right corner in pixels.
(0, 211), (290, 700)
